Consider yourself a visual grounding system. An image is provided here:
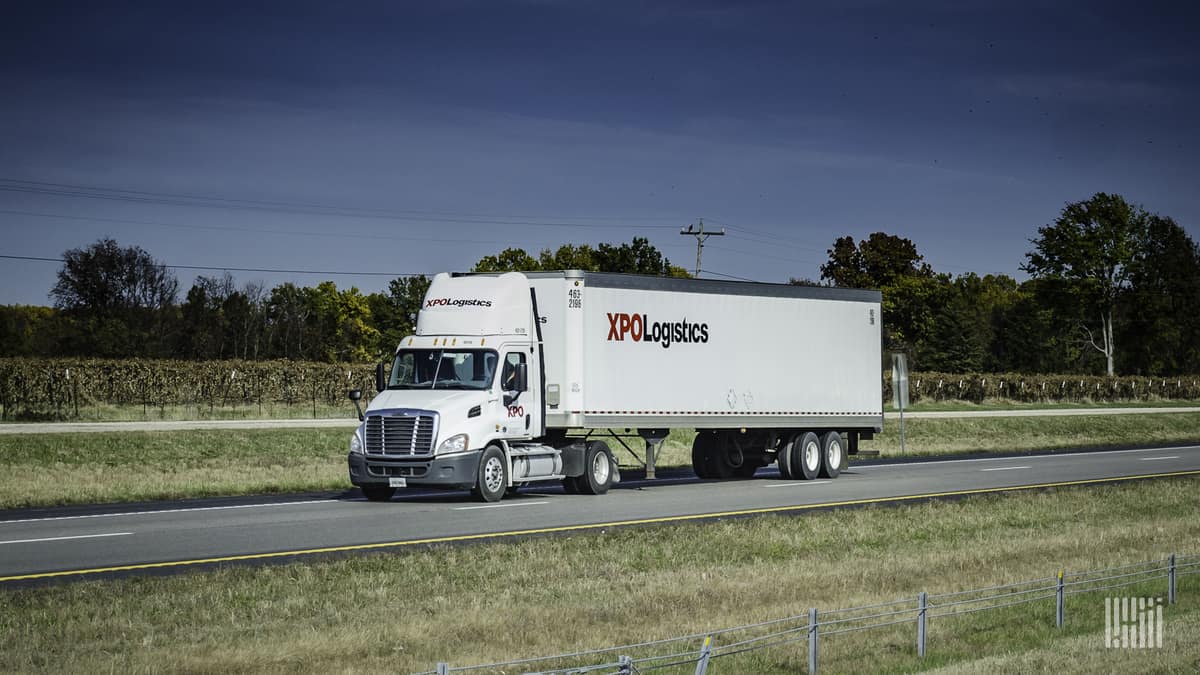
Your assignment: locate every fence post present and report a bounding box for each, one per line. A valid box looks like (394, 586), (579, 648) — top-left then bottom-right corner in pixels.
(917, 591), (927, 658)
(694, 636), (712, 675)
(619, 654), (633, 675)
(808, 607), (819, 675)
(436, 663), (449, 675)
(1169, 554), (1176, 604)
(1056, 570), (1065, 628)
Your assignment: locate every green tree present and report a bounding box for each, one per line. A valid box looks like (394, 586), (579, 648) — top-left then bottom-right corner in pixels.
(305, 282), (378, 362)
(819, 232), (941, 361)
(1119, 215), (1200, 375)
(264, 283), (311, 360)
(473, 238), (688, 277)
(1022, 193), (1146, 375)
(368, 275), (431, 359)
(0, 305), (61, 356)
(820, 232), (932, 289)
(472, 248), (541, 273)
(50, 238), (179, 357)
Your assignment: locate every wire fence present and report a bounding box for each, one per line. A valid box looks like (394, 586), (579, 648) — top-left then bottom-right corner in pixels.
(418, 552), (1198, 675)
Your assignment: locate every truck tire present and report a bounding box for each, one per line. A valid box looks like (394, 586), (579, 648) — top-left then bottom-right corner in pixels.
(777, 437), (794, 479)
(579, 441), (614, 495)
(362, 485), (396, 502)
(471, 445), (508, 503)
(692, 432), (717, 479)
(790, 431), (821, 480)
(818, 431), (843, 479)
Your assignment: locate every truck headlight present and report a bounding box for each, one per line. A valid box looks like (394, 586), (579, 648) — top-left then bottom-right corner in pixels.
(437, 434), (469, 454)
(350, 430), (364, 455)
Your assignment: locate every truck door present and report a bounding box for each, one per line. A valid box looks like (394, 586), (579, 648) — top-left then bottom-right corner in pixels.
(500, 349), (542, 438)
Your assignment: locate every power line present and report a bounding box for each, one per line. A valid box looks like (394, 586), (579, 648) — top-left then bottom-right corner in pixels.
(699, 268), (762, 282)
(0, 254), (429, 278)
(0, 179), (683, 230)
(0, 209), (547, 248)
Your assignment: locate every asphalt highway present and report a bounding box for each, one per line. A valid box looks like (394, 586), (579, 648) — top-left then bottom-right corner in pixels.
(2, 444), (1198, 584)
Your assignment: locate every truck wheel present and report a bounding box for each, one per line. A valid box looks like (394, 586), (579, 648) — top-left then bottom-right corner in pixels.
(818, 431), (843, 479)
(579, 441), (614, 495)
(361, 485), (396, 502)
(777, 437), (794, 479)
(691, 432), (717, 479)
(471, 445), (508, 502)
(790, 432), (821, 480)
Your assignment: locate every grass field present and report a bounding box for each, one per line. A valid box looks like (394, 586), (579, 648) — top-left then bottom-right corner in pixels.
(1, 413), (1198, 509)
(1, 477), (1197, 673)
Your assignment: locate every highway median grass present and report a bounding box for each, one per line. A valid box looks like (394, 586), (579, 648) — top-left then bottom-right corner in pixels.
(0, 412), (1198, 508)
(1, 476), (1198, 673)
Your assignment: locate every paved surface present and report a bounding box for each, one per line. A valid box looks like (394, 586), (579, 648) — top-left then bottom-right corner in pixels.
(2, 444), (1197, 583)
(1, 407), (1195, 434)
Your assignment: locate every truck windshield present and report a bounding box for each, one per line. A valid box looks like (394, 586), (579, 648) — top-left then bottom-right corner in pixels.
(388, 349), (498, 390)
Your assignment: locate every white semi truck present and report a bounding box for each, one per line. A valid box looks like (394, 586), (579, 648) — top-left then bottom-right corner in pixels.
(347, 271), (883, 502)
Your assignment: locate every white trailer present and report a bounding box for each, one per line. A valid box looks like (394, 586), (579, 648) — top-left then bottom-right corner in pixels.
(347, 271), (882, 501)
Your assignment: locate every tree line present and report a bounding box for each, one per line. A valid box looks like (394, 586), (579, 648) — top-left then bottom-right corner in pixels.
(0, 237), (684, 364)
(806, 193), (1200, 375)
(2, 193), (1196, 375)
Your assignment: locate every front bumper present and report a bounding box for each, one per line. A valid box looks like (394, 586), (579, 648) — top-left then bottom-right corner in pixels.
(348, 449), (482, 489)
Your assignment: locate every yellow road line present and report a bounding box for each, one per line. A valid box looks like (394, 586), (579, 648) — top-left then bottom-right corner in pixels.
(3, 469), (1199, 583)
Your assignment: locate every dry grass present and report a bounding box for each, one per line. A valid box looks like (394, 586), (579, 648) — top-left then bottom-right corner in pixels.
(0, 429), (349, 508)
(1, 477), (1198, 673)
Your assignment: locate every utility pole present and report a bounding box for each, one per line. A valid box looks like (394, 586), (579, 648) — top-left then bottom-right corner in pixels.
(680, 219), (725, 277)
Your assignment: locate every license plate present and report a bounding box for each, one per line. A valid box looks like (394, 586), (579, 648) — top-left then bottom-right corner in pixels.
(388, 477), (407, 488)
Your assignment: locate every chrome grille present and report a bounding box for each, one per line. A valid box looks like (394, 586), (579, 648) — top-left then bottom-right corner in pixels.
(364, 412), (437, 456)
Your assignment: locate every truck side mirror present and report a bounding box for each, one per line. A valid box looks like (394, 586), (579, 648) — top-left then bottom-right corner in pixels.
(347, 389), (365, 421)
(516, 362), (528, 392)
(375, 362), (386, 393)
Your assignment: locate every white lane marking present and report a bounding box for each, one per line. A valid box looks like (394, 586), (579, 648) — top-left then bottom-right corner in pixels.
(765, 480), (832, 488)
(980, 466), (1031, 472)
(0, 499), (337, 526)
(854, 445), (1200, 470)
(0, 532), (132, 546)
(455, 501), (549, 511)
(1139, 456), (1180, 461)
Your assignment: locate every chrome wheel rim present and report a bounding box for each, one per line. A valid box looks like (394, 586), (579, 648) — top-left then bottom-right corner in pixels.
(591, 451), (610, 485)
(483, 455), (505, 493)
(804, 440), (820, 472)
(827, 439), (842, 469)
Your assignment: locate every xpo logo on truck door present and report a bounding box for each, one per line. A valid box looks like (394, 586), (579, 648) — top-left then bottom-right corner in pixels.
(606, 312), (709, 348)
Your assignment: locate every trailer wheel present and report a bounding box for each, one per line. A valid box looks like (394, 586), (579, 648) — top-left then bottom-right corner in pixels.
(691, 432), (718, 479)
(818, 432), (843, 479)
(361, 485), (396, 502)
(579, 441), (614, 495)
(470, 445), (508, 502)
(777, 437), (794, 479)
(791, 432), (821, 480)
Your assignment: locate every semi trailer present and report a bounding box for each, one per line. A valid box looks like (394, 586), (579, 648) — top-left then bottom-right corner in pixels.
(347, 270), (883, 502)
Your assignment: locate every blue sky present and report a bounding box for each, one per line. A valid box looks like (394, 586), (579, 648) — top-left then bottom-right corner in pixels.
(1, 0), (1197, 305)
